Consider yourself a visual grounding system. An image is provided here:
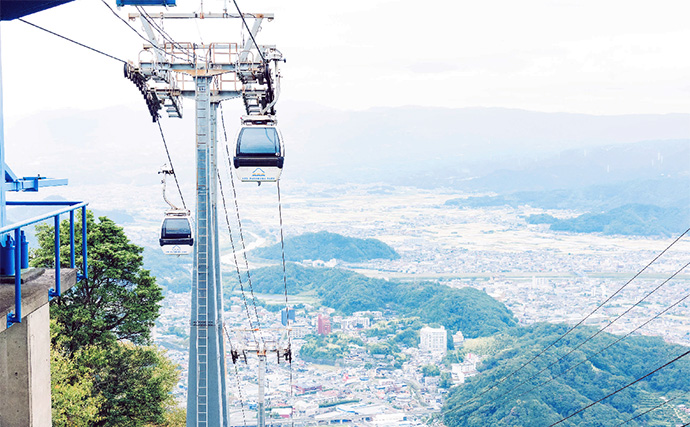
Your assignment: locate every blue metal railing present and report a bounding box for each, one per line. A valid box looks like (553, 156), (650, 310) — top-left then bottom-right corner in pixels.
(2, 201), (88, 328)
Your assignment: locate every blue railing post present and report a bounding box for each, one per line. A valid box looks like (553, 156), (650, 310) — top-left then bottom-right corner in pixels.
(81, 205), (87, 280)
(49, 215), (61, 298)
(70, 210), (75, 269)
(2, 201), (88, 327)
(6, 228), (22, 327)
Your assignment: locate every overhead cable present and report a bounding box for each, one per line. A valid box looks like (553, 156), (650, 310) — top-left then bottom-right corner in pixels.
(136, 6), (191, 54)
(101, 0), (193, 65)
(219, 104), (293, 423)
(613, 394), (685, 426)
(101, 0), (159, 45)
(547, 349), (690, 426)
(19, 19), (126, 63)
(218, 104), (264, 337)
(276, 181), (289, 314)
(157, 121), (186, 210)
(222, 324), (248, 427)
(276, 180), (295, 427)
(514, 265), (690, 404)
(231, 0), (265, 63)
(458, 227), (690, 409)
(217, 169), (260, 344)
(479, 260), (690, 410)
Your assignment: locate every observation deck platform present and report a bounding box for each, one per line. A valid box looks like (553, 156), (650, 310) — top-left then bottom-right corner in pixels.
(0, 268), (77, 333)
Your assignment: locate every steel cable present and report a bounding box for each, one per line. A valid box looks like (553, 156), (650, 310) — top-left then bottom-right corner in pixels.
(157, 121), (187, 210)
(613, 394), (685, 426)
(456, 227), (690, 411)
(218, 171), (260, 344)
(477, 260), (690, 412)
(548, 349), (690, 426)
(101, 0), (195, 65)
(218, 105), (264, 340)
(19, 19), (127, 63)
(223, 324), (248, 427)
(276, 180), (295, 426)
(231, 0), (265, 63)
(515, 265), (690, 404)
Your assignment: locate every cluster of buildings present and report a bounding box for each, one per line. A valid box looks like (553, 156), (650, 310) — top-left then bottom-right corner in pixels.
(450, 274), (690, 347)
(145, 185), (690, 423)
(154, 295), (479, 422)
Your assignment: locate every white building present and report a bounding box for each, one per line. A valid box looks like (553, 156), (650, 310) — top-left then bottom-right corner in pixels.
(291, 323), (312, 339)
(451, 364), (466, 385)
(419, 326), (447, 354)
(342, 316), (371, 330)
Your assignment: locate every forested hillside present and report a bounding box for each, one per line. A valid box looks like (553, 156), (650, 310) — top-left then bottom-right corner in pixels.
(443, 323), (690, 426)
(251, 231), (400, 262)
(230, 263), (516, 338)
(526, 204), (689, 236)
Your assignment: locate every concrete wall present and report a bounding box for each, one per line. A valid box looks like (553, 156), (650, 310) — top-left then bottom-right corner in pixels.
(0, 269), (77, 427)
(0, 303), (51, 426)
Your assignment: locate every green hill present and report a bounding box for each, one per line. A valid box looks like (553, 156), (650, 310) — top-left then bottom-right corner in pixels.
(228, 263), (516, 338)
(443, 323), (690, 426)
(251, 231), (400, 262)
(526, 204), (689, 237)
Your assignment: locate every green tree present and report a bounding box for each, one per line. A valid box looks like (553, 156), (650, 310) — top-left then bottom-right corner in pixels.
(439, 371), (453, 389)
(77, 343), (180, 427)
(421, 364), (441, 377)
(34, 211), (183, 426)
(32, 210), (163, 354)
(51, 321), (103, 427)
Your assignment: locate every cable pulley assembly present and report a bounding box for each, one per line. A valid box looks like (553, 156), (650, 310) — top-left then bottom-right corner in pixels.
(124, 63), (162, 122)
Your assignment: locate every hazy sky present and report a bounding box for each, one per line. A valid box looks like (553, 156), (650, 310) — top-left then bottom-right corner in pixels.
(2, 0), (690, 127)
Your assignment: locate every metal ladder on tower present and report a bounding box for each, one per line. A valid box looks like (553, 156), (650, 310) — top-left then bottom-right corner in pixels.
(196, 76), (210, 426)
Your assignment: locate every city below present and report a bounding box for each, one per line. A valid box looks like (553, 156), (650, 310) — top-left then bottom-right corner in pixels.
(110, 182), (690, 425)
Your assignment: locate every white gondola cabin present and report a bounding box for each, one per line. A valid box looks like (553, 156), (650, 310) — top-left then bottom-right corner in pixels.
(233, 115), (284, 183)
(159, 210), (194, 255)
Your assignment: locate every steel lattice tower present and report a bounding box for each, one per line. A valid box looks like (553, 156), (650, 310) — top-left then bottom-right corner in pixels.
(124, 9), (282, 425)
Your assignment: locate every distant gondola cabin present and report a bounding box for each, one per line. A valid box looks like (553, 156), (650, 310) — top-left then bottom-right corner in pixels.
(159, 210), (194, 255)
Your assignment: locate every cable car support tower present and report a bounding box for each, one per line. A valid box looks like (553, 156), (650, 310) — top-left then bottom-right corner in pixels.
(124, 7), (283, 426)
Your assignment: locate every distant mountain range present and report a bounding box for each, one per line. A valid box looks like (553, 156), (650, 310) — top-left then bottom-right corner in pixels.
(278, 103), (690, 188)
(7, 104), (689, 192)
(446, 177), (690, 211)
(459, 138), (690, 193)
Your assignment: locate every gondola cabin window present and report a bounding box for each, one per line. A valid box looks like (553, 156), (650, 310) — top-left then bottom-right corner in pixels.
(237, 127), (281, 155)
(162, 218), (192, 239)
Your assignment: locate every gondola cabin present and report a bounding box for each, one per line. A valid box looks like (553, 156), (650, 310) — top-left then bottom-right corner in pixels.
(233, 115), (285, 183)
(159, 210), (194, 255)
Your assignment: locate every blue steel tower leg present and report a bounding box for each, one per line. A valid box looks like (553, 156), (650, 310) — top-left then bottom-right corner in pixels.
(187, 76), (228, 427)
